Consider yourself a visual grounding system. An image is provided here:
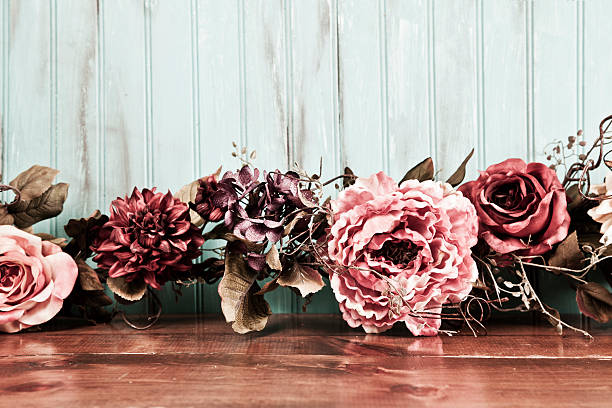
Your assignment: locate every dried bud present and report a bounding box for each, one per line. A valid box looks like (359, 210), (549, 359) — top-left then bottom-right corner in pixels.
(577, 129), (583, 136)
(568, 136), (576, 143)
(578, 154), (586, 161)
(546, 155), (552, 160)
(579, 141), (587, 147)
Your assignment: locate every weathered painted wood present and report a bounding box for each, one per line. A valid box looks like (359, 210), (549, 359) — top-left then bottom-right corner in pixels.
(195, 0), (242, 314)
(0, 0), (5, 183)
(6, 1), (53, 234)
(54, 0), (100, 234)
(102, 0), (147, 200)
(242, 0), (295, 313)
(337, 0), (385, 177)
(432, 0), (478, 181)
(2, 0), (611, 316)
(386, 0), (430, 181)
(289, 0), (338, 313)
(101, 0), (148, 315)
(532, 0), (580, 314)
(482, 0), (527, 165)
(585, 0), (612, 175)
(147, 0), (198, 313)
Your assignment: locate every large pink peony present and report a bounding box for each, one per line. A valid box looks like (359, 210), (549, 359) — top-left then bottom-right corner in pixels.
(327, 172), (478, 336)
(0, 226), (78, 333)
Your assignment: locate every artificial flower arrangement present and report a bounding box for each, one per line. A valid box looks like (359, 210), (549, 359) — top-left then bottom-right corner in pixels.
(2, 116), (612, 337)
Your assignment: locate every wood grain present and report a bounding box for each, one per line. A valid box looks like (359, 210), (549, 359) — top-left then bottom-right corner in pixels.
(2, 314), (612, 408)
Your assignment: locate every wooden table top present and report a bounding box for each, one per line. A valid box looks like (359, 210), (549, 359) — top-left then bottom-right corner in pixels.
(2, 314), (611, 407)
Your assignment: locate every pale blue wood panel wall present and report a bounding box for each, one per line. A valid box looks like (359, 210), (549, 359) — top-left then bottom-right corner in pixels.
(0, 0), (609, 314)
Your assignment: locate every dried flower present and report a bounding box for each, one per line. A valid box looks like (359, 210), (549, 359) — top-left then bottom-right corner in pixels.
(92, 188), (204, 290)
(327, 172), (479, 336)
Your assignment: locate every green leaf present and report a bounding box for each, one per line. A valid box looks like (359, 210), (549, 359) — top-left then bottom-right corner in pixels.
(106, 275), (147, 302)
(277, 263), (325, 297)
(400, 157), (434, 184)
(8, 183), (69, 229)
(218, 243), (271, 334)
(9, 165), (60, 201)
(446, 148), (474, 187)
(576, 282), (612, 323)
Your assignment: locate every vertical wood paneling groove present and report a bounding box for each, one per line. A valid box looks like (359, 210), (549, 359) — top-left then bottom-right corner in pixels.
(475, 0), (485, 169)
(378, 0), (389, 174)
(1, 0), (7, 183)
(330, 0), (341, 177)
(97, 0), (106, 210)
(283, 0), (294, 169)
(577, 0), (584, 135)
(49, 0), (58, 237)
(334, 0), (345, 169)
(143, 0), (153, 187)
(525, 0), (535, 162)
(190, 0), (203, 314)
(238, 0), (247, 148)
(426, 0), (437, 161)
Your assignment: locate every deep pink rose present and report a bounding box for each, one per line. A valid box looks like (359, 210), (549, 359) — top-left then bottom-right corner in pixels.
(328, 172), (478, 336)
(459, 158), (570, 256)
(0, 226), (78, 333)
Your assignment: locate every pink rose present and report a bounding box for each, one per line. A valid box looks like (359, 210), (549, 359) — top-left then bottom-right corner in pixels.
(327, 172), (478, 336)
(459, 158), (570, 256)
(0, 226), (78, 333)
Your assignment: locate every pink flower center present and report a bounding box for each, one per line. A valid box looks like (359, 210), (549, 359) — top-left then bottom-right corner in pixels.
(0, 264), (20, 288)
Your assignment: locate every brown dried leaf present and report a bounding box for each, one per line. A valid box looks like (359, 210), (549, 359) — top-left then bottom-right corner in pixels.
(446, 148), (474, 187)
(277, 263), (325, 297)
(265, 245), (282, 271)
(342, 167), (356, 189)
(175, 179), (205, 227)
(0, 206), (14, 226)
(106, 276), (147, 302)
(576, 282), (612, 323)
(400, 157), (434, 184)
(566, 184), (586, 212)
(9, 165), (60, 201)
(547, 231), (583, 272)
(283, 211), (307, 236)
(77, 260), (105, 291)
(9, 183), (69, 229)
(218, 243), (271, 333)
(254, 279), (280, 296)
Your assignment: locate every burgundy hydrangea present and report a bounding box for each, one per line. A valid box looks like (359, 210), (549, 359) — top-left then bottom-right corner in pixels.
(192, 174), (226, 222)
(193, 166), (312, 244)
(92, 188), (205, 289)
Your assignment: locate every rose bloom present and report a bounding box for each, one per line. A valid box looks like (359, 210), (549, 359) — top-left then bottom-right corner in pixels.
(459, 158), (570, 256)
(0, 225), (78, 333)
(587, 171), (612, 245)
(92, 188), (204, 290)
(328, 172), (478, 336)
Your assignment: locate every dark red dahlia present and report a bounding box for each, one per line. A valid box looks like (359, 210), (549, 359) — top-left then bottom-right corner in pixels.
(92, 188), (205, 289)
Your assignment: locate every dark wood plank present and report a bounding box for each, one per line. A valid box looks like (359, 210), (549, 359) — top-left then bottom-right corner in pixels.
(1, 314), (612, 407)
